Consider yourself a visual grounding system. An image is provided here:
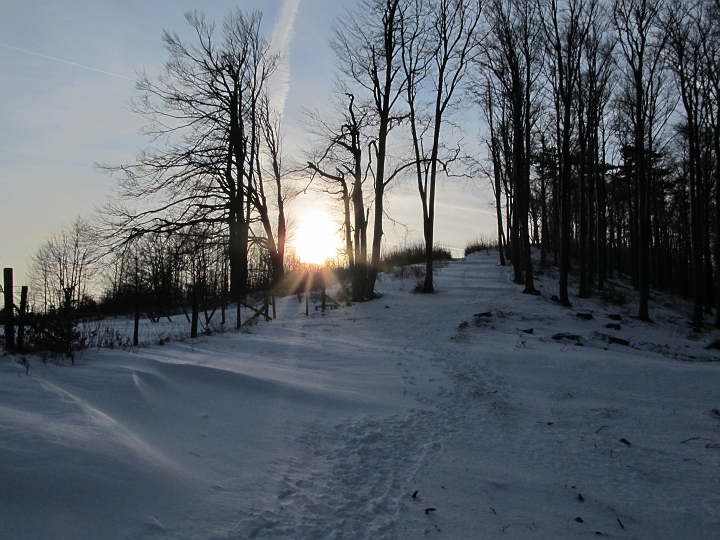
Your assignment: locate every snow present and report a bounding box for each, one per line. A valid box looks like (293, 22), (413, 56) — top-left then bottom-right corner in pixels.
(2, 251), (720, 539)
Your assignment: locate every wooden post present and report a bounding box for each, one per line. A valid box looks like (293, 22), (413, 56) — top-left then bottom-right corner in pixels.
(320, 270), (327, 312)
(263, 290), (270, 322)
(133, 257), (140, 346)
(305, 272), (311, 315)
(17, 286), (27, 352)
(221, 281), (227, 325)
(221, 260), (228, 326)
(3, 268), (15, 350)
(133, 302), (140, 346)
(272, 293), (276, 320)
(191, 282), (199, 338)
(63, 287), (74, 364)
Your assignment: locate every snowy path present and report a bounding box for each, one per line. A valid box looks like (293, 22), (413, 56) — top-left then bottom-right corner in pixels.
(2, 252), (719, 539)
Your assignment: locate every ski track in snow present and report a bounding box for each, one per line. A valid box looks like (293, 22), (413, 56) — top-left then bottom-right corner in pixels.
(2, 251), (720, 539)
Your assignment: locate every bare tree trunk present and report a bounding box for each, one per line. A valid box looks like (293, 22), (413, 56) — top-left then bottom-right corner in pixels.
(490, 122), (508, 266)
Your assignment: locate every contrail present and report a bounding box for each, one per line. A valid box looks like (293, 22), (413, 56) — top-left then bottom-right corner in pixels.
(269, 0), (301, 118)
(0, 43), (135, 81)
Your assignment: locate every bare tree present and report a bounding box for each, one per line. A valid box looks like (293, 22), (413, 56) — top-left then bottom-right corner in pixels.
(402, 0), (482, 293)
(664, 0), (719, 327)
(306, 93), (371, 300)
(581, 7), (616, 291)
(473, 72), (509, 266)
(253, 93), (298, 286)
(612, 0), (668, 320)
(700, 0), (720, 326)
(332, 0), (408, 298)
(540, 0), (598, 305)
(29, 217), (99, 314)
(481, 0), (543, 294)
(102, 9), (282, 327)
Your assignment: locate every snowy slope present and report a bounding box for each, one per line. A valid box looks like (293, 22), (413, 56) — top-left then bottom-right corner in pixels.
(1, 251), (719, 539)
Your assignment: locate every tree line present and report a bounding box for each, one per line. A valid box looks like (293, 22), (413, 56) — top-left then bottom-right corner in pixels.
(25, 0), (720, 331)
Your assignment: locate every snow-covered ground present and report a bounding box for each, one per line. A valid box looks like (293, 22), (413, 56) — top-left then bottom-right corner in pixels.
(2, 251), (719, 539)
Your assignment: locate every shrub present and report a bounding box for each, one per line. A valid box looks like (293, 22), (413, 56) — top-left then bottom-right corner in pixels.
(23, 307), (85, 363)
(464, 237), (498, 256)
(380, 243), (453, 270)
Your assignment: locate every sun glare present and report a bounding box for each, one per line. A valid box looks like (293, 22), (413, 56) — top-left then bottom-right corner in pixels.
(292, 211), (343, 265)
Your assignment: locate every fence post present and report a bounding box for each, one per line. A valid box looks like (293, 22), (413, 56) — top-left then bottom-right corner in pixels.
(17, 286), (27, 352)
(304, 272), (309, 315)
(63, 287), (74, 364)
(221, 282), (226, 325)
(236, 298), (242, 329)
(133, 281), (139, 347)
(133, 257), (140, 346)
(191, 282), (199, 338)
(133, 300), (140, 346)
(3, 268), (15, 350)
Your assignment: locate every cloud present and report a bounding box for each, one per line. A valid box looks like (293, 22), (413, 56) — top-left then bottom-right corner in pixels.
(0, 43), (135, 81)
(268, 0), (301, 117)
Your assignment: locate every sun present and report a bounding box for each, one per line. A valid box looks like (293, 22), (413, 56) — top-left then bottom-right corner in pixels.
(291, 211), (343, 265)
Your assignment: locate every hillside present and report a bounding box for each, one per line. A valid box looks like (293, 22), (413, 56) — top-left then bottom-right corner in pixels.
(2, 251), (719, 539)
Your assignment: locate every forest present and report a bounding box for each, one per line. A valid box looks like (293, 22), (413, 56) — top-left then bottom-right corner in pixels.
(17, 0), (720, 353)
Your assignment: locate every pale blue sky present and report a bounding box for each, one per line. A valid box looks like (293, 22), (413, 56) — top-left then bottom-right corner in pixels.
(1, 0), (494, 286)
